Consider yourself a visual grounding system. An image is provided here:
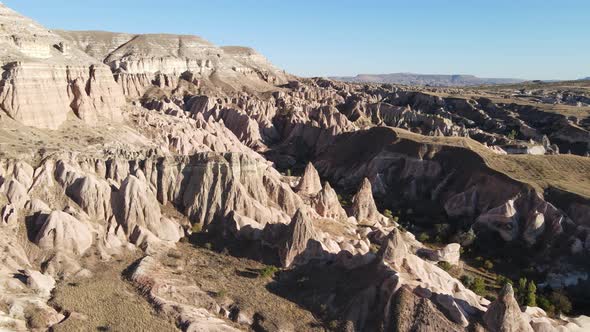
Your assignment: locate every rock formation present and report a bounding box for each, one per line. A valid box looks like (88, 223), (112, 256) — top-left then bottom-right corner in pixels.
(484, 284), (534, 332)
(0, 4), (125, 129)
(279, 209), (321, 267)
(0, 3), (589, 331)
(350, 178), (388, 226)
(294, 162), (323, 196)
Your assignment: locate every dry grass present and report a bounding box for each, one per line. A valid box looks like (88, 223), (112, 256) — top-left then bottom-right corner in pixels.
(50, 255), (178, 332)
(174, 242), (324, 331)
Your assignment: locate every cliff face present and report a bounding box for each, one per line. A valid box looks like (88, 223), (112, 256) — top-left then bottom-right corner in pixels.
(57, 30), (289, 98)
(0, 4), (125, 129)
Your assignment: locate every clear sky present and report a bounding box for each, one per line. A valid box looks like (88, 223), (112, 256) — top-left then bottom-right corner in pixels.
(4, 0), (589, 80)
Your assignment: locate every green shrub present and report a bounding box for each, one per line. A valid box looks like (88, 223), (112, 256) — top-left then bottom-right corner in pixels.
(417, 232), (430, 243)
(327, 320), (339, 330)
(507, 129), (518, 140)
(191, 223), (202, 233)
(549, 291), (572, 315)
(538, 296), (555, 316)
(438, 261), (452, 272)
(453, 229), (476, 246)
(369, 244), (380, 254)
(460, 275), (474, 288)
(483, 260), (494, 270)
(383, 209), (393, 218)
(259, 265), (279, 279)
(471, 277), (486, 295)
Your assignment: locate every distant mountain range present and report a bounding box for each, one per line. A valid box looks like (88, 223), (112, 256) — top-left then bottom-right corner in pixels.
(580, 77), (590, 81)
(330, 73), (525, 87)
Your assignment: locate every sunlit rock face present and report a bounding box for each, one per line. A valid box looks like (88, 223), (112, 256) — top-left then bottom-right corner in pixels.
(0, 4), (125, 129)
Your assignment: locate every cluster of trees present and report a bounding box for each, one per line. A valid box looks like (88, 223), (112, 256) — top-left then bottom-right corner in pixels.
(515, 278), (537, 307)
(505, 277), (572, 316)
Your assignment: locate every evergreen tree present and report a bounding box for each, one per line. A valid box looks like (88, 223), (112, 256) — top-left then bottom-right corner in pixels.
(517, 277), (528, 305)
(526, 281), (537, 307)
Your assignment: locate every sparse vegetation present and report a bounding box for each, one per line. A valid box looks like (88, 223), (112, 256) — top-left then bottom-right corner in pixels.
(417, 232), (430, 243)
(549, 291), (572, 315)
(383, 209), (393, 218)
(460, 275), (474, 288)
(259, 265), (280, 279)
(191, 223), (202, 233)
(507, 129), (518, 140)
(337, 194), (350, 207)
(471, 277), (486, 296)
(438, 261), (452, 272)
(483, 260), (494, 270)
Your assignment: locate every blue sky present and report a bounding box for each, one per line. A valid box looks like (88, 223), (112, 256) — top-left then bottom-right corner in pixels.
(4, 0), (589, 80)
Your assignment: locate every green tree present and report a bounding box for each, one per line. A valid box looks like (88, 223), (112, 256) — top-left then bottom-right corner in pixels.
(538, 296), (555, 316)
(526, 281), (537, 307)
(549, 291), (572, 315)
(516, 277), (528, 305)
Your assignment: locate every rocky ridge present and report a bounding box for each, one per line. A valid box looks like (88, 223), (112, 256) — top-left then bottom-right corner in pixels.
(0, 3), (589, 332)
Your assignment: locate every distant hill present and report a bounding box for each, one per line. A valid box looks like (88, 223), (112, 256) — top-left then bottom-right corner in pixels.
(331, 73), (524, 87)
(580, 77), (590, 81)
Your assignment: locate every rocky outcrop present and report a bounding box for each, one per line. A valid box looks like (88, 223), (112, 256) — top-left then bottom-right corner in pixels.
(312, 182), (348, 220)
(420, 243), (462, 265)
(128, 256), (240, 332)
(58, 31), (289, 99)
(34, 210), (94, 255)
(475, 199), (519, 241)
(0, 4), (124, 129)
(279, 209), (321, 267)
(484, 284), (534, 332)
(294, 162), (322, 196)
(351, 178), (387, 226)
(117, 174), (182, 243)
